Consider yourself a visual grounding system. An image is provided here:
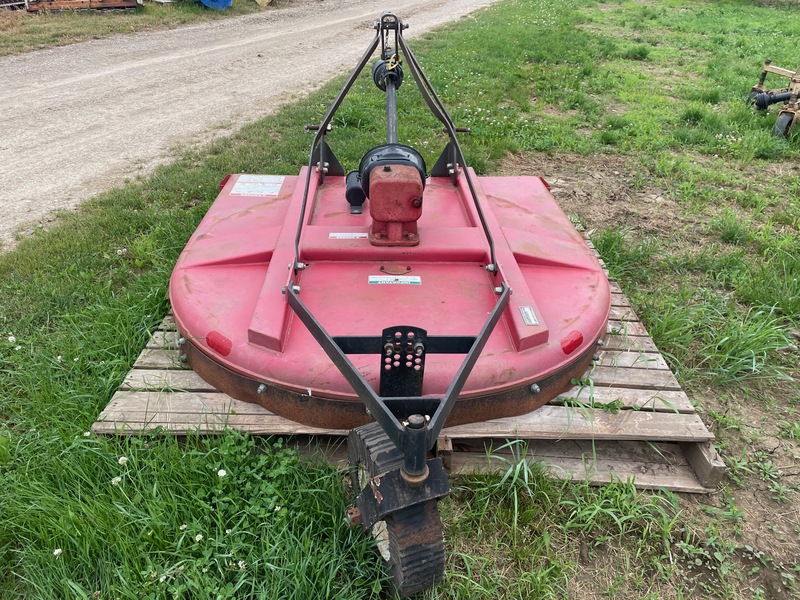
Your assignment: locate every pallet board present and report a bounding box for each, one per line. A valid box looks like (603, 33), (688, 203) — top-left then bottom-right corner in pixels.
(94, 272), (724, 494)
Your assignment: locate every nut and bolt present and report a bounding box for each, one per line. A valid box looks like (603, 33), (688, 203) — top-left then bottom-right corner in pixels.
(407, 414), (426, 429)
(257, 384), (267, 394)
(295, 262), (307, 270)
(596, 339), (605, 346)
(178, 337), (186, 347)
(493, 286), (504, 295)
(485, 264), (497, 273)
(179, 354), (188, 363)
(530, 383), (541, 394)
(292, 285), (301, 294)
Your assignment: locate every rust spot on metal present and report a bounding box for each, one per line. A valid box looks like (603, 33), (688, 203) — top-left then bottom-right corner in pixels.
(369, 476), (384, 504)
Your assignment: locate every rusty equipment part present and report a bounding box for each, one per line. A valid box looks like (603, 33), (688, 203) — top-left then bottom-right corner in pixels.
(749, 58), (800, 138)
(348, 422), (447, 597)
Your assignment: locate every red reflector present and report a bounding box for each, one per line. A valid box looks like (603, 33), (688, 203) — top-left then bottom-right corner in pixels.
(219, 174), (232, 191)
(207, 331), (232, 356)
(561, 330), (583, 355)
(539, 176), (551, 191)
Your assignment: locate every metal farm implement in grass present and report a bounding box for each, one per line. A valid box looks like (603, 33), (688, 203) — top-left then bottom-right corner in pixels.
(169, 13), (610, 597)
(749, 58), (800, 138)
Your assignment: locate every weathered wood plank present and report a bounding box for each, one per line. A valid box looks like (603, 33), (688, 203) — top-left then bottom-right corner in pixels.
(610, 292), (632, 308)
(554, 386), (693, 413)
(123, 369), (215, 391)
(95, 392), (350, 436)
(160, 315), (176, 332)
(603, 335), (659, 353)
(587, 365), (681, 390)
(147, 330), (179, 350)
(97, 392), (712, 442)
(450, 438), (689, 466)
(609, 306), (639, 322)
(134, 348), (187, 370)
(607, 320), (648, 336)
(449, 445), (711, 493)
(441, 405), (713, 442)
(597, 350), (669, 370)
(681, 441), (726, 489)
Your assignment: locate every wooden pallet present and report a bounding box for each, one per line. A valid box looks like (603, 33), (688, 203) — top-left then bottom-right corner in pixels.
(93, 271), (724, 494)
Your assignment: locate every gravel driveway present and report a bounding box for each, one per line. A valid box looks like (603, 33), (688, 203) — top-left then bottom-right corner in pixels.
(0, 0), (500, 248)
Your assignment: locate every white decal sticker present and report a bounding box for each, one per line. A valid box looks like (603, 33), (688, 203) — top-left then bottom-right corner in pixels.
(519, 306), (539, 326)
(230, 175), (285, 196)
(329, 232), (369, 240)
(368, 275), (422, 285)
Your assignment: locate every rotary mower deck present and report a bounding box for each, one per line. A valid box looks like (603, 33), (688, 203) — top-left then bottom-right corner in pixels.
(163, 13), (612, 596)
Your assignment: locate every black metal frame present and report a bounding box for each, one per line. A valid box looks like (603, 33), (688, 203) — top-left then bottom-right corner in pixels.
(286, 13), (511, 480)
(287, 285), (509, 477)
(290, 12), (497, 276)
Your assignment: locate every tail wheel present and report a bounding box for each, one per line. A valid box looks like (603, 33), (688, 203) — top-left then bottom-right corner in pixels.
(348, 422), (446, 597)
(772, 111), (796, 138)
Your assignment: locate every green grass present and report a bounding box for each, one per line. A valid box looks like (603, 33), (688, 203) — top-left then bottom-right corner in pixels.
(1, 0), (800, 598)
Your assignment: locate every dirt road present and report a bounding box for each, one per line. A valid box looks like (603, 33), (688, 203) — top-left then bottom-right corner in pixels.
(0, 0), (499, 248)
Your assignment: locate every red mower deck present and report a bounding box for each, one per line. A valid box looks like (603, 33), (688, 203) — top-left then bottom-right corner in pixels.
(169, 169), (610, 429)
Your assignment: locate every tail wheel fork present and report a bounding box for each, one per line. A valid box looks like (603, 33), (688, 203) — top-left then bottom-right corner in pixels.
(347, 422), (446, 597)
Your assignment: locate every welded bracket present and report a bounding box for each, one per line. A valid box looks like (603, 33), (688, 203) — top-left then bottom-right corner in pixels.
(286, 283), (510, 478)
(352, 458), (450, 530)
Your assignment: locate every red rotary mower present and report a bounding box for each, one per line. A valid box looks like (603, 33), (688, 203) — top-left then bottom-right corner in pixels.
(170, 13), (610, 597)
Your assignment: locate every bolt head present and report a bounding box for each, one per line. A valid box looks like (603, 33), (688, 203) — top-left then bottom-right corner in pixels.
(407, 414), (426, 429)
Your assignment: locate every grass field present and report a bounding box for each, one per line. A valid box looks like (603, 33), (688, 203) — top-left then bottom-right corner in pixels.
(1, 0), (799, 598)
